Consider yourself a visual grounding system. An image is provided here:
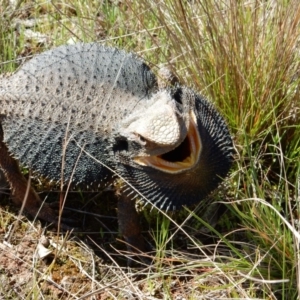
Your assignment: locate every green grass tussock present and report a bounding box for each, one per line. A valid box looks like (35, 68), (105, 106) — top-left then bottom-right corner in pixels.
(129, 0), (300, 298)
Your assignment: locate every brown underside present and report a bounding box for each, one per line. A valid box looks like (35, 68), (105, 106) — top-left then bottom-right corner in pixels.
(0, 138), (59, 224)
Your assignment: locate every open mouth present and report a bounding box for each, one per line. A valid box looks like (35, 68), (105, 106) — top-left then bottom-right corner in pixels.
(133, 111), (202, 174)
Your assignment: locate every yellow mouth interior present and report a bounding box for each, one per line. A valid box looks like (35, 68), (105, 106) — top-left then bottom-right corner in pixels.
(134, 112), (202, 174)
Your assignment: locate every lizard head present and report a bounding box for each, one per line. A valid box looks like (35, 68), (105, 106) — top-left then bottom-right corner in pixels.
(118, 88), (202, 174)
(115, 86), (233, 210)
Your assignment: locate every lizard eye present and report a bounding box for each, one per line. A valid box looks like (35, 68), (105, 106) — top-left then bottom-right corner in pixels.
(113, 137), (129, 152)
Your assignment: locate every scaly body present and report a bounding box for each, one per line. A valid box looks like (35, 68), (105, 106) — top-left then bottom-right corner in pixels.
(0, 43), (233, 255)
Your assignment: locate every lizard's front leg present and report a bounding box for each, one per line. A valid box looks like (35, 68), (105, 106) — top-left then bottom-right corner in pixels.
(117, 194), (152, 263)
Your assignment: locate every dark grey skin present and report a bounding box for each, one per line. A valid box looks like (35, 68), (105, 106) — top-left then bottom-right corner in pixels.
(0, 43), (233, 258)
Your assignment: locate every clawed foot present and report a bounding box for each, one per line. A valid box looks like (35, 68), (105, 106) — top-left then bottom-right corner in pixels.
(123, 234), (154, 266)
(25, 200), (79, 231)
